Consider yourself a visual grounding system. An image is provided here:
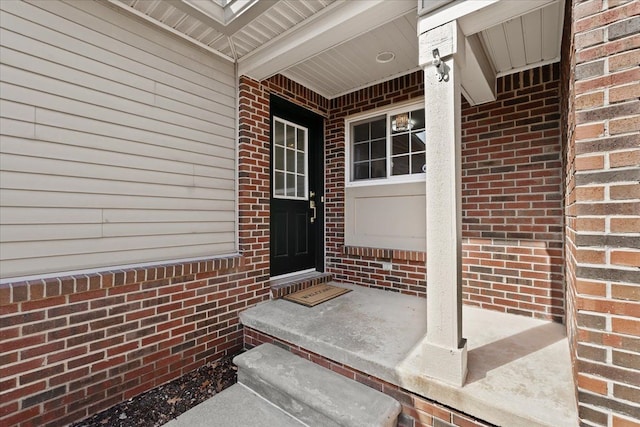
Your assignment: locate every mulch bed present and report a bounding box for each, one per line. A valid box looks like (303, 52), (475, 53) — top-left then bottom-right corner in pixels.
(72, 354), (239, 427)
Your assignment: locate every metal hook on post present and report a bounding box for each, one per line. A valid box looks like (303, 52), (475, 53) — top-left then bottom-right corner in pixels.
(432, 48), (448, 82)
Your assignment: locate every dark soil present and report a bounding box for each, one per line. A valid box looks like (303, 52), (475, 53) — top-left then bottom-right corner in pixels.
(72, 355), (238, 427)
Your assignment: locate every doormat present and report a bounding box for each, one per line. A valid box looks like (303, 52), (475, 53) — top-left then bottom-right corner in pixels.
(284, 283), (351, 307)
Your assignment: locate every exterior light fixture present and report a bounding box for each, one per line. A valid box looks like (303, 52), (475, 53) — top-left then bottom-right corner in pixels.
(392, 113), (411, 131)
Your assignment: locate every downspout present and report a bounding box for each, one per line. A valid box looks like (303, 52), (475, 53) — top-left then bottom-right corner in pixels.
(233, 40), (240, 256)
(234, 59), (240, 256)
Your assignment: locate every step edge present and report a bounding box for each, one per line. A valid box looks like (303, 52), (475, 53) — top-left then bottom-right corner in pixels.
(235, 343), (402, 427)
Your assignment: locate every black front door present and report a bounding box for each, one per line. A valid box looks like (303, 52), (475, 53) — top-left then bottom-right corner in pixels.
(270, 95), (324, 277)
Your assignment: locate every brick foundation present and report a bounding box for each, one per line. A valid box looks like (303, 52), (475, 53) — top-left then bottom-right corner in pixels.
(244, 327), (495, 427)
(335, 246), (428, 297)
(0, 256), (269, 427)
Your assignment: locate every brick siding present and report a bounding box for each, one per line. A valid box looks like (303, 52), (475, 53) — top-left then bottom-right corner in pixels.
(244, 327), (495, 427)
(566, 0), (640, 425)
(326, 68), (565, 321)
(0, 257), (270, 427)
(325, 72), (429, 297)
(461, 64), (565, 322)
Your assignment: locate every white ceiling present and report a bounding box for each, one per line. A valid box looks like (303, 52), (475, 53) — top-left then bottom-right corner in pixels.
(109, 0), (565, 99)
(281, 12), (420, 98)
(480, 0), (564, 76)
(111, 0), (336, 61)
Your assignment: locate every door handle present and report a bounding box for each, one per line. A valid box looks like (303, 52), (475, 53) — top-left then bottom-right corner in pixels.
(310, 200), (316, 224)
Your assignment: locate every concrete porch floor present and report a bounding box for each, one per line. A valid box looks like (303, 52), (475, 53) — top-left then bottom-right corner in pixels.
(240, 282), (578, 427)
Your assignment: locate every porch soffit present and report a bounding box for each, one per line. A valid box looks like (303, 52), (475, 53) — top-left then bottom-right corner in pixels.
(108, 0), (564, 100)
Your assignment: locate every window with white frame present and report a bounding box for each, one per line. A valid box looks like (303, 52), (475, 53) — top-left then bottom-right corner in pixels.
(348, 103), (426, 184)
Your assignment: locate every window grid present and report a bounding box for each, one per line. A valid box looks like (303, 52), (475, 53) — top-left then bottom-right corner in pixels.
(349, 107), (426, 183)
(273, 118), (308, 200)
(352, 115), (386, 181)
(390, 109), (426, 176)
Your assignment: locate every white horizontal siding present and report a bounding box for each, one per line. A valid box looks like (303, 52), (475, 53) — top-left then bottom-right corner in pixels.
(0, 0), (237, 279)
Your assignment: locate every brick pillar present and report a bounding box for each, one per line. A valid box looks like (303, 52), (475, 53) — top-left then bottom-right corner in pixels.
(238, 76), (271, 277)
(566, 0), (640, 425)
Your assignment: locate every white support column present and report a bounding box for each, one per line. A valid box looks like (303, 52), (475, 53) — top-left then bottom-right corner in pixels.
(419, 20), (468, 387)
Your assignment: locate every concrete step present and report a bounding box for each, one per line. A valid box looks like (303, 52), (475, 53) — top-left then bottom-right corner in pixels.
(270, 271), (332, 299)
(164, 383), (305, 427)
(234, 343), (401, 427)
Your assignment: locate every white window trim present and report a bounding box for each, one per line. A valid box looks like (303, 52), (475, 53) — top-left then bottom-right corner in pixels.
(273, 116), (309, 201)
(345, 99), (426, 188)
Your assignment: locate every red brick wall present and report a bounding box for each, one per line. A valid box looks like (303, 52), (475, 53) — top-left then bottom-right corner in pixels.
(325, 72), (428, 296)
(461, 64), (565, 322)
(325, 68), (565, 320)
(244, 327), (495, 427)
(561, 0), (580, 416)
(567, 0), (640, 425)
(0, 257), (270, 427)
(336, 247), (427, 297)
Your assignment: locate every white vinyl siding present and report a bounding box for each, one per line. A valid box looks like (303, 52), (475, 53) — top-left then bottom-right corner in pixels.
(0, 0), (237, 279)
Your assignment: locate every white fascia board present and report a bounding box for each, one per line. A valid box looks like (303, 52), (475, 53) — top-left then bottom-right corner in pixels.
(238, 0), (416, 81)
(418, 0), (499, 35)
(418, 0), (556, 36)
(458, 0), (557, 35)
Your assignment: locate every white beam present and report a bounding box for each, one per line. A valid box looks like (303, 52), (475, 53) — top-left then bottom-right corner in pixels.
(238, 0), (416, 81)
(461, 34), (496, 105)
(418, 0), (498, 35)
(418, 13), (496, 106)
(418, 0), (556, 36)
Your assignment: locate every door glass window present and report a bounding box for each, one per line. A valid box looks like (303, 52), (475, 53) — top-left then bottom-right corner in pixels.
(273, 117), (308, 200)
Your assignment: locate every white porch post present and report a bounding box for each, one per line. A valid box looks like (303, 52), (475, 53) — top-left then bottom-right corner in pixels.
(419, 20), (468, 386)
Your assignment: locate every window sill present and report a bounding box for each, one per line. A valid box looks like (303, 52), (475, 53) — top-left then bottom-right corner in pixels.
(345, 174), (426, 188)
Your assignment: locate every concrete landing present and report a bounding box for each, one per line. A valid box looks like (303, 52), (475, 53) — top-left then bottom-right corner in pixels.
(164, 383), (303, 427)
(240, 282), (579, 427)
